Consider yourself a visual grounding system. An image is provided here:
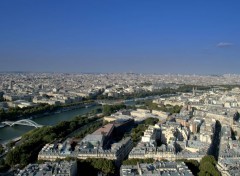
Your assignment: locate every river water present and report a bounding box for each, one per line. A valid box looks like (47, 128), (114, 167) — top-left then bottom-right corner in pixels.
(0, 94), (174, 144)
(0, 105), (100, 144)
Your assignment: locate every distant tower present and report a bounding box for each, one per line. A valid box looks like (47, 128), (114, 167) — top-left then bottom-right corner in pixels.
(192, 87), (196, 96)
(9, 80), (14, 90)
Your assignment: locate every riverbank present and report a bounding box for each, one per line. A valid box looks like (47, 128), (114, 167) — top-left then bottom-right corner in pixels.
(29, 102), (98, 120)
(0, 104), (101, 144)
(0, 102), (98, 127)
(1, 136), (21, 147)
(0, 94), (175, 144)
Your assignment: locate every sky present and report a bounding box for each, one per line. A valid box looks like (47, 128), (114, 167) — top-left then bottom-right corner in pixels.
(0, 0), (240, 74)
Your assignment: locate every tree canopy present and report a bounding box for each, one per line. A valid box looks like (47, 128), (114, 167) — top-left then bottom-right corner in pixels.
(198, 155), (220, 176)
(103, 104), (126, 116)
(78, 158), (116, 176)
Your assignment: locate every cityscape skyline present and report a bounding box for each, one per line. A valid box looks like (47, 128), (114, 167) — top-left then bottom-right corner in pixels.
(1, 1), (240, 74)
(2, 1), (240, 175)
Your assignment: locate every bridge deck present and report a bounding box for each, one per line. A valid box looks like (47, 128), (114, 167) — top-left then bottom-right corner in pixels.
(2, 119), (43, 128)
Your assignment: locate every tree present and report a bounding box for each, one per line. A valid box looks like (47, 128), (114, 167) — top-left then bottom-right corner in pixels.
(103, 104), (126, 116)
(0, 158), (10, 173)
(78, 158), (116, 175)
(0, 108), (6, 121)
(6, 141), (15, 149)
(198, 155), (220, 176)
(5, 148), (21, 166)
(144, 118), (159, 125)
(0, 144), (4, 155)
(123, 158), (154, 165)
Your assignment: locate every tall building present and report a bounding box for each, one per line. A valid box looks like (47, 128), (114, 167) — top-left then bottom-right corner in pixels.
(9, 80), (14, 90)
(192, 87), (196, 96)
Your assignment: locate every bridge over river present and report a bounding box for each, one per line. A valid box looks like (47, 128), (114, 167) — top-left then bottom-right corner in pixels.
(2, 119), (43, 128)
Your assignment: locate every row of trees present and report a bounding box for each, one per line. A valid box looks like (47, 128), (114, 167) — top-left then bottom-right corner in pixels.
(140, 101), (182, 114)
(198, 155), (220, 176)
(74, 120), (103, 139)
(178, 155), (220, 176)
(176, 85), (211, 92)
(0, 144), (4, 155)
(0, 104), (59, 122)
(0, 158), (9, 173)
(97, 87), (177, 100)
(97, 85), (212, 101)
(0, 100), (95, 122)
(102, 104), (126, 116)
(122, 158), (154, 165)
(128, 118), (159, 145)
(78, 158), (116, 175)
(59, 100), (94, 108)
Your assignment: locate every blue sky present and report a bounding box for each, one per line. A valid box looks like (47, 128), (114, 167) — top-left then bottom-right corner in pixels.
(0, 0), (240, 74)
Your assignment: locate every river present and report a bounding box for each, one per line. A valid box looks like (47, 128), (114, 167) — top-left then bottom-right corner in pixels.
(0, 105), (101, 144)
(0, 94), (175, 144)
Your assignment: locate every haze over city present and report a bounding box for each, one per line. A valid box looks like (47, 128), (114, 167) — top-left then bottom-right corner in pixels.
(1, 1), (240, 74)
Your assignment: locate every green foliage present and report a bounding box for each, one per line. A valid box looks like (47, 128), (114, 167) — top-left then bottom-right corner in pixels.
(64, 157), (77, 162)
(97, 87), (177, 100)
(0, 108), (6, 121)
(200, 155), (216, 165)
(97, 85), (212, 101)
(59, 101), (93, 108)
(103, 104), (126, 116)
(0, 144), (4, 155)
(6, 141), (15, 149)
(5, 116), (99, 167)
(198, 155), (220, 176)
(177, 157), (219, 176)
(78, 158), (116, 176)
(0, 102), (96, 122)
(140, 82), (153, 86)
(177, 85), (211, 92)
(74, 120), (103, 139)
(131, 124), (146, 144)
(0, 104), (59, 122)
(0, 158), (10, 173)
(122, 158), (154, 165)
(130, 118), (159, 145)
(138, 101), (182, 114)
(144, 118), (159, 126)
(92, 108), (102, 114)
